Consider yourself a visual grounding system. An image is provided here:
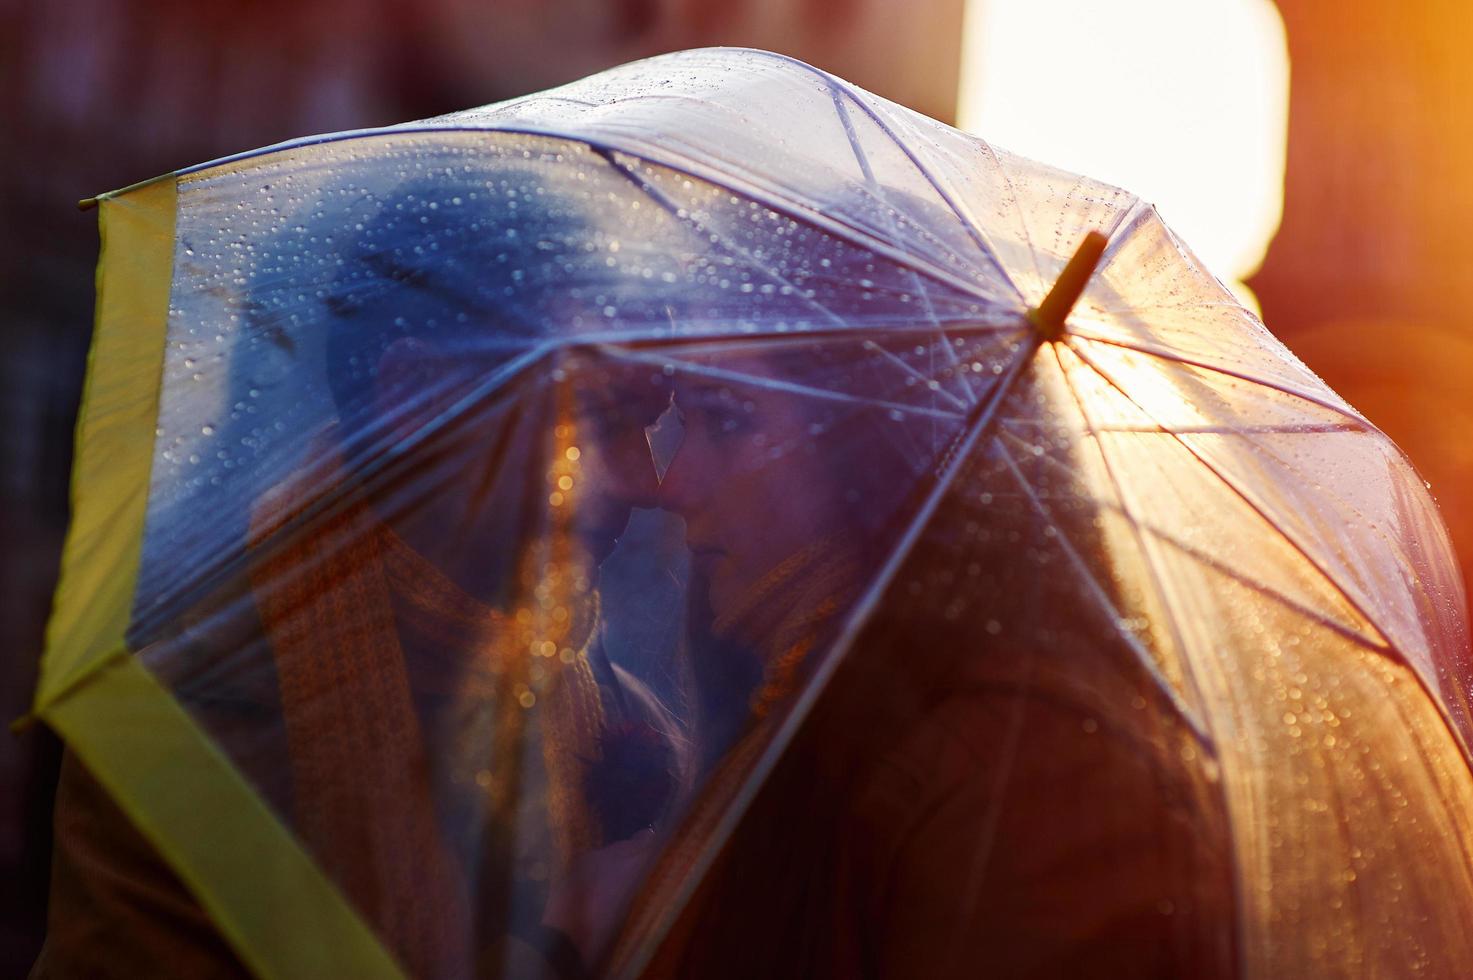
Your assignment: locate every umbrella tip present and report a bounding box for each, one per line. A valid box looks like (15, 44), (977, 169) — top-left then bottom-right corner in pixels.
(77, 197), (99, 212)
(1027, 230), (1109, 342)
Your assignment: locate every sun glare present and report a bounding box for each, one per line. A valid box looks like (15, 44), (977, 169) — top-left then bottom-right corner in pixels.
(957, 0), (1289, 298)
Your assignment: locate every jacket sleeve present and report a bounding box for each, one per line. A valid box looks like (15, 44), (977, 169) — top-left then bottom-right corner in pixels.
(31, 752), (252, 980)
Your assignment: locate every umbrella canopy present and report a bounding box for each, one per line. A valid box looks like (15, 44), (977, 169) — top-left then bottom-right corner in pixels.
(36, 47), (1473, 980)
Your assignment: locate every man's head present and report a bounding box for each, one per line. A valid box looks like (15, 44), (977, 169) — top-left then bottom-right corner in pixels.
(250, 167), (666, 598)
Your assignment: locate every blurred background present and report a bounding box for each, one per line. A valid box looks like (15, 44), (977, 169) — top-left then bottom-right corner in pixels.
(3, 0), (1470, 970)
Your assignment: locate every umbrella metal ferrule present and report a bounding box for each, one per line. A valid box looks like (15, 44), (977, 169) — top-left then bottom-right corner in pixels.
(1027, 230), (1109, 342)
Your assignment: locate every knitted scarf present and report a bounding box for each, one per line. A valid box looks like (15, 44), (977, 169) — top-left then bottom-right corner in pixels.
(249, 445), (606, 977)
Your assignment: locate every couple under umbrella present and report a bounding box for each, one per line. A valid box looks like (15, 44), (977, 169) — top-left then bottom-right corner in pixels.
(33, 48), (1473, 979)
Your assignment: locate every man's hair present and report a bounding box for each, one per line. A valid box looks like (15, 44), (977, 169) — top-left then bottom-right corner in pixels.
(327, 175), (592, 425)
(242, 168), (594, 440)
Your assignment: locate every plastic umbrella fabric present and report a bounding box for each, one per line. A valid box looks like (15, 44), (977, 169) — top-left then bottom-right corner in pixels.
(34, 47), (1473, 979)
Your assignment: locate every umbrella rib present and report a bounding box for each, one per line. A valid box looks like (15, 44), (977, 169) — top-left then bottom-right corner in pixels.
(858, 340), (970, 411)
(598, 139), (1003, 384)
(1065, 338), (1396, 652)
(786, 264), (991, 305)
(829, 90), (977, 408)
(591, 318), (1022, 352)
(590, 139), (1003, 318)
(1167, 402), (1426, 589)
(1093, 199), (1156, 268)
(1068, 330), (1377, 436)
(589, 316), (1023, 351)
(593, 143), (1010, 305)
(593, 152), (1007, 398)
(965, 139), (1055, 295)
(594, 147), (856, 332)
(826, 92), (959, 337)
(173, 122), (1008, 310)
(998, 417), (1362, 435)
(770, 55), (1023, 300)
(580, 321), (1019, 483)
(1067, 316), (1432, 579)
(595, 345), (968, 420)
(499, 93), (601, 110)
(1039, 344), (1255, 956)
(992, 436), (1214, 747)
(830, 87), (881, 186)
(1047, 342), (1221, 738)
(1089, 300), (1250, 315)
(996, 426), (1393, 655)
(1083, 422), (1361, 435)
(128, 343), (556, 644)
(703, 51), (1016, 289)
(1145, 514), (1394, 653)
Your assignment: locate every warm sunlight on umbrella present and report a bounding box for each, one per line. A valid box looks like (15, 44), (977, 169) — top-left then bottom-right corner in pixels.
(957, 0), (1288, 302)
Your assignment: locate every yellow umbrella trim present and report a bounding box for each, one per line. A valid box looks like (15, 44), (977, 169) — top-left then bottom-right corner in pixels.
(34, 177), (406, 980)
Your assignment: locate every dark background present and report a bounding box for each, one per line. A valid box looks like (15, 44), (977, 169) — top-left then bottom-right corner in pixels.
(4, 0), (1471, 972)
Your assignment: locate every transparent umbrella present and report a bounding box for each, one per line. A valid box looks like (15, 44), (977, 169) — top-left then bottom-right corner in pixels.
(33, 47), (1473, 980)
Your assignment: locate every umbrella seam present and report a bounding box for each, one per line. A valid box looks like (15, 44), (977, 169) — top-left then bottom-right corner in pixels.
(1044, 341), (1251, 967)
(589, 142), (1007, 335)
(1068, 340), (1473, 785)
(828, 89), (978, 409)
(1071, 331), (1455, 542)
(1043, 343), (1220, 736)
(592, 147), (853, 332)
(596, 345), (968, 420)
(1068, 331), (1373, 436)
(127, 343), (553, 645)
(743, 47), (1027, 301)
(159, 123), (1013, 311)
(604, 317), (1024, 352)
(995, 426), (1393, 656)
(612, 332), (1041, 979)
(993, 435), (1214, 746)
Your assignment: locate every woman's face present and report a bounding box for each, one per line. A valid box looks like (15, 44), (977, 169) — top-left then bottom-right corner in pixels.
(658, 368), (850, 621)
